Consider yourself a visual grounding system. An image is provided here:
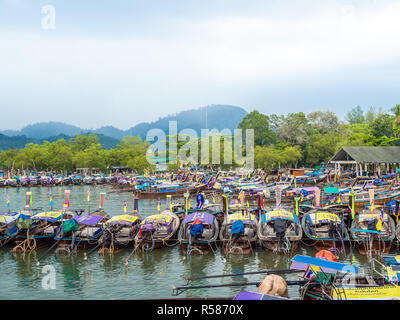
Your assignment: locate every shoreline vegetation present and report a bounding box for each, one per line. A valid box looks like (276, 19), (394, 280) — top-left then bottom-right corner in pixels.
(1, 105), (400, 173)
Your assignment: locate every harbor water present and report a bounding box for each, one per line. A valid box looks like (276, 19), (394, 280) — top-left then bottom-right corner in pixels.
(0, 185), (381, 300)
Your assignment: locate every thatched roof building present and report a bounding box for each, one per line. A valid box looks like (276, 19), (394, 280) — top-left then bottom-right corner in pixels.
(329, 146), (400, 176)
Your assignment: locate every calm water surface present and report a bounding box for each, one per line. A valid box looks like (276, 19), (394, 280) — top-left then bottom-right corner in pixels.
(0, 185), (381, 300)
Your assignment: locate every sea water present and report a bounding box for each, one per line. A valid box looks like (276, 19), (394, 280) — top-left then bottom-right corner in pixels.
(0, 185), (374, 299)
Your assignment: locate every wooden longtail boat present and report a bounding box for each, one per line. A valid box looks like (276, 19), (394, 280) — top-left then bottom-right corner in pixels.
(133, 183), (207, 199)
(220, 211), (258, 255)
(0, 212), (20, 246)
(294, 254), (400, 300)
(301, 209), (350, 253)
(178, 211), (219, 255)
(350, 209), (396, 255)
(340, 188), (400, 210)
(98, 212), (142, 254)
(54, 209), (110, 254)
(258, 209), (302, 254)
(134, 211), (180, 252)
(12, 210), (74, 253)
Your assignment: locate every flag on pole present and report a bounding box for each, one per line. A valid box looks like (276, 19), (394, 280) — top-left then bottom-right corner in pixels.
(337, 193), (342, 204)
(157, 199), (161, 212)
(376, 208), (384, 231)
(64, 190), (71, 208)
(302, 265), (318, 281)
(123, 200), (127, 213)
(6, 196), (10, 207)
(370, 200), (375, 211)
(49, 196), (54, 207)
(87, 188), (90, 202)
(294, 177), (297, 188)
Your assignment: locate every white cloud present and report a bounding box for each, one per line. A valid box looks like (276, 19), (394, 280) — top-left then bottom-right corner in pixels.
(1, 0), (400, 129)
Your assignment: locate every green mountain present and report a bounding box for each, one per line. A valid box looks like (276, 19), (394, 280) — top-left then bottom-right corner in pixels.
(0, 105), (248, 147)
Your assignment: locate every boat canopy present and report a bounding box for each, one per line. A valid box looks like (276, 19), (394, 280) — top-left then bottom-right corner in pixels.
(306, 212), (342, 225)
(261, 210), (299, 224)
(32, 211), (64, 222)
(226, 213), (256, 224)
(182, 212), (214, 225)
(144, 214), (174, 226)
(291, 255), (359, 274)
(106, 214), (139, 226)
(73, 215), (104, 226)
(358, 212), (389, 222)
(0, 213), (20, 224)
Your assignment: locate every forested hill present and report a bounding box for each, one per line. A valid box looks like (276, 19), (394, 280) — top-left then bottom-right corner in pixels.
(0, 133), (120, 150)
(0, 105), (248, 141)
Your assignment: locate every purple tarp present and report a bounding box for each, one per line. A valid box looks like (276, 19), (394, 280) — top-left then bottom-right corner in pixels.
(73, 214), (103, 226)
(182, 212), (214, 225)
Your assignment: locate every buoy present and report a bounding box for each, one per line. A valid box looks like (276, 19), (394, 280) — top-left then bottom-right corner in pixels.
(257, 274), (288, 298)
(315, 249), (338, 262)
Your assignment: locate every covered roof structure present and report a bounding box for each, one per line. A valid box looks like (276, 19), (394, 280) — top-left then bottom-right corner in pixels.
(330, 147), (400, 164)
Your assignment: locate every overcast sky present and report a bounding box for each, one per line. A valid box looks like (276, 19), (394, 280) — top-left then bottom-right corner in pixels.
(1, 0), (400, 130)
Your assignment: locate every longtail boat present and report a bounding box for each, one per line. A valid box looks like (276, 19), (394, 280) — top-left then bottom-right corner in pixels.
(350, 209), (395, 255)
(178, 211), (219, 255)
(220, 210), (258, 255)
(134, 211), (180, 252)
(54, 209), (110, 254)
(301, 209), (350, 253)
(0, 212), (20, 246)
(11, 210), (74, 252)
(258, 209), (302, 253)
(98, 212), (142, 254)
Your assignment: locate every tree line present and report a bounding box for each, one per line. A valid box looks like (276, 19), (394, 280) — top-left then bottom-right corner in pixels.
(0, 134), (152, 173)
(1, 105), (400, 172)
(238, 105), (400, 168)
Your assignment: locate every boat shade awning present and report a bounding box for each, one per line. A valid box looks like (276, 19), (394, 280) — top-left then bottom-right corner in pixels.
(262, 210), (299, 224)
(291, 255), (359, 274)
(306, 212), (342, 225)
(144, 214), (173, 226)
(226, 213), (256, 224)
(106, 214), (139, 226)
(0, 214), (20, 224)
(33, 211), (63, 222)
(382, 255), (400, 265)
(182, 212), (214, 225)
(358, 212), (388, 222)
(73, 215), (103, 226)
